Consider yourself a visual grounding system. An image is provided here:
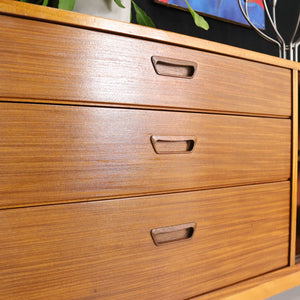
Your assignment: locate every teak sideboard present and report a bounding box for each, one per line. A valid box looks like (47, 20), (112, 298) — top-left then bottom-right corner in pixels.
(0, 1), (300, 299)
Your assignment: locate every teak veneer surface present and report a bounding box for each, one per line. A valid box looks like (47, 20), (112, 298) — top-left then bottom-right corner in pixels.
(0, 2), (299, 299)
(195, 263), (300, 300)
(0, 13), (292, 116)
(0, 0), (299, 71)
(0, 182), (290, 300)
(290, 70), (299, 264)
(0, 102), (291, 209)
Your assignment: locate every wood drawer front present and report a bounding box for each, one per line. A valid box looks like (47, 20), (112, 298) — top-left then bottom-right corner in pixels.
(0, 14), (291, 117)
(0, 182), (290, 300)
(1, 102), (291, 209)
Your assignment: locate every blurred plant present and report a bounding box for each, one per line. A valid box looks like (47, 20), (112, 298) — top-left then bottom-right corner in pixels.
(184, 0), (209, 30)
(16, 0), (209, 30)
(114, 0), (209, 30)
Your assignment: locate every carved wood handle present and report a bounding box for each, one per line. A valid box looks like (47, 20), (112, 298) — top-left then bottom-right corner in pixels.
(151, 223), (196, 246)
(150, 136), (196, 154)
(151, 56), (197, 78)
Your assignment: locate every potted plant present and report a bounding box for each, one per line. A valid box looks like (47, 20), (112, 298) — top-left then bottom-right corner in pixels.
(16, 0), (209, 30)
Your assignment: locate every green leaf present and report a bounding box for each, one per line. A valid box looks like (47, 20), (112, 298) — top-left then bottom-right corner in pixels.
(42, 0), (49, 6)
(131, 0), (155, 28)
(58, 0), (75, 11)
(184, 0), (209, 30)
(113, 0), (125, 9)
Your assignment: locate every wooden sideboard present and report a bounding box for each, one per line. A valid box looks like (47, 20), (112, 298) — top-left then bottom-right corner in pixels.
(0, 1), (300, 299)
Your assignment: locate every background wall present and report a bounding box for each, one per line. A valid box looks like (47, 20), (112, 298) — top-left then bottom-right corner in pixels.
(132, 0), (300, 58)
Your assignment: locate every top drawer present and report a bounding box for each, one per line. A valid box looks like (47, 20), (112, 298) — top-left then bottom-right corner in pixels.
(0, 14), (291, 116)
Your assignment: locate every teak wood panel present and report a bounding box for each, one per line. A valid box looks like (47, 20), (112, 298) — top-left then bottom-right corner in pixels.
(297, 206), (300, 255)
(195, 263), (300, 300)
(0, 0), (300, 71)
(0, 14), (291, 116)
(0, 182), (290, 300)
(290, 69), (298, 264)
(0, 102), (291, 208)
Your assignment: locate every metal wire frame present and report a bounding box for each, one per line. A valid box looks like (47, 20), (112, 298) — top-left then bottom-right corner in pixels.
(238, 0), (300, 61)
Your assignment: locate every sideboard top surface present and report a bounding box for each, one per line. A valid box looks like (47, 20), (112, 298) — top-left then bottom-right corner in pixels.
(0, 0), (299, 70)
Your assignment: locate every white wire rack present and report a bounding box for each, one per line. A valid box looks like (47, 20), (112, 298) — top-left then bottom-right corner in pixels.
(238, 0), (300, 61)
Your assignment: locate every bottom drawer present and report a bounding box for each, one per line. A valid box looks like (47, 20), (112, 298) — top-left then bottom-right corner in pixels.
(0, 182), (290, 299)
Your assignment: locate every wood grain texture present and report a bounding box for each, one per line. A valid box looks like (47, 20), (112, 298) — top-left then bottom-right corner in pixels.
(0, 0), (299, 71)
(0, 14), (292, 116)
(0, 182), (290, 300)
(0, 102), (291, 209)
(297, 205), (300, 255)
(290, 69), (299, 264)
(194, 263), (300, 300)
(0, 4), (298, 299)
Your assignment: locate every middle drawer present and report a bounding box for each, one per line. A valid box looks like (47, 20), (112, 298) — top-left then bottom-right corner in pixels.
(0, 102), (291, 208)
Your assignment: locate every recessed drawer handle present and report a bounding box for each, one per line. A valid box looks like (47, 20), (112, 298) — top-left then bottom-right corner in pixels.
(150, 135), (196, 154)
(151, 56), (197, 78)
(151, 223), (196, 246)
